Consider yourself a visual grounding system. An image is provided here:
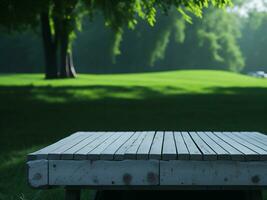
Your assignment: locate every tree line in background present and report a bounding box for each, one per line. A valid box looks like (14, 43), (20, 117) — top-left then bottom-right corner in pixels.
(1, 0), (265, 76)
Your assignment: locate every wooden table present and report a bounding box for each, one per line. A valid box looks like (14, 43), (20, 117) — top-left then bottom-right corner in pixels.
(27, 131), (267, 200)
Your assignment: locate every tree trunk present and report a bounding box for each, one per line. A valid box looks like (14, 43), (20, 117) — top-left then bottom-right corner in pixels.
(58, 16), (76, 78)
(41, 0), (77, 79)
(67, 52), (77, 78)
(59, 20), (68, 78)
(59, 49), (76, 78)
(40, 12), (58, 79)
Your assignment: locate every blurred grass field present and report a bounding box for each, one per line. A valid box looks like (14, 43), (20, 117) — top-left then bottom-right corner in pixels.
(1, 70), (267, 199)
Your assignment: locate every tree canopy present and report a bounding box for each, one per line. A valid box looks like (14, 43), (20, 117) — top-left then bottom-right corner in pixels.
(0, 0), (232, 78)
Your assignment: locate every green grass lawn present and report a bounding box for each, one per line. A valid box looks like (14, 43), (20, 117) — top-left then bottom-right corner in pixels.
(1, 70), (267, 199)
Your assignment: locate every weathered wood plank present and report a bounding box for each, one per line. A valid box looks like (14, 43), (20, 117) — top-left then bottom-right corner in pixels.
(249, 132), (267, 143)
(61, 132), (101, 160)
(29, 159), (267, 188)
(27, 131), (267, 189)
(215, 132), (259, 161)
(241, 132), (267, 147)
(88, 132), (123, 160)
(160, 160), (267, 186)
(197, 131), (231, 160)
(49, 160), (159, 186)
(229, 132), (267, 160)
(137, 131), (155, 160)
(162, 131), (177, 160)
(48, 133), (92, 160)
(100, 132), (134, 160)
(114, 132), (141, 160)
(241, 132), (267, 151)
(205, 132), (244, 161)
(173, 132), (189, 160)
(27, 159), (48, 188)
(181, 132), (202, 160)
(27, 132), (86, 161)
(74, 132), (112, 160)
(189, 132), (217, 160)
(124, 132), (147, 159)
(28, 131), (267, 163)
(149, 131), (164, 160)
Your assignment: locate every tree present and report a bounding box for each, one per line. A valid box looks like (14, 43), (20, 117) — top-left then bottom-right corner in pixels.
(194, 9), (244, 72)
(136, 8), (244, 72)
(1, 0), (232, 79)
(40, 0), (80, 78)
(239, 11), (267, 72)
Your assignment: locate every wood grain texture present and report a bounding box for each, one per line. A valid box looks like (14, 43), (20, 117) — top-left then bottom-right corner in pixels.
(160, 160), (267, 186)
(197, 132), (230, 160)
(181, 132), (202, 160)
(137, 131), (155, 160)
(48, 133), (92, 160)
(61, 132), (100, 160)
(100, 132), (134, 160)
(149, 131), (164, 160)
(87, 132), (123, 160)
(124, 132), (147, 159)
(205, 132), (244, 161)
(28, 132), (86, 160)
(234, 132), (267, 153)
(189, 132), (217, 160)
(215, 132), (260, 161)
(28, 131), (267, 161)
(74, 132), (112, 160)
(173, 132), (189, 160)
(27, 159), (48, 188)
(27, 131), (267, 189)
(228, 132), (267, 160)
(49, 160), (159, 186)
(114, 132), (141, 160)
(162, 131), (177, 160)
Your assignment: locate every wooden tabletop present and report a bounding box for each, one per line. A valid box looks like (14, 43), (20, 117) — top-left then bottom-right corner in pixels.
(27, 131), (267, 188)
(28, 131), (267, 161)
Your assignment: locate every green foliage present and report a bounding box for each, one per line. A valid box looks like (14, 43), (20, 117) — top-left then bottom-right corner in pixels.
(0, 0), (231, 74)
(198, 30), (223, 62)
(197, 9), (244, 72)
(49, 0), (81, 52)
(142, 8), (244, 72)
(118, 7), (244, 72)
(0, 0), (240, 74)
(110, 27), (124, 63)
(0, 0), (47, 31)
(149, 28), (171, 66)
(148, 11), (186, 66)
(174, 18), (186, 43)
(90, 0), (232, 57)
(239, 11), (267, 72)
(0, 11), (246, 73)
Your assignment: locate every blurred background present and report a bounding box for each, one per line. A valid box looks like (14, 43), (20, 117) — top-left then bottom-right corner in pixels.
(1, 0), (267, 200)
(1, 0), (267, 74)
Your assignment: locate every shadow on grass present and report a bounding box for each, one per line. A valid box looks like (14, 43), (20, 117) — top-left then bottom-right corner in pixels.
(1, 85), (267, 199)
(1, 85), (267, 153)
